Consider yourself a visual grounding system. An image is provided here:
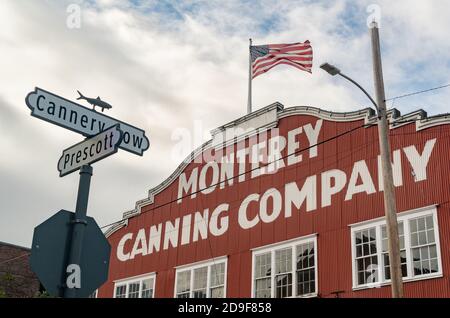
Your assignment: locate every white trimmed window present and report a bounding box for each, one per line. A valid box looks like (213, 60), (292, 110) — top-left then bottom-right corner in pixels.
(113, 273), (156, 298)
(351, 206), (442, 289)
(174, 257), (227, 298)
(252, 235), (318, 298)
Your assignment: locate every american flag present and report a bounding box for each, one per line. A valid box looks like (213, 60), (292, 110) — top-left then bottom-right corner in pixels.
(251, 41), (313, 79)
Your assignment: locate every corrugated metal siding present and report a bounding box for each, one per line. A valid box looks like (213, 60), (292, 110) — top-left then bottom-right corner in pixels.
(98, 113), (450, 298)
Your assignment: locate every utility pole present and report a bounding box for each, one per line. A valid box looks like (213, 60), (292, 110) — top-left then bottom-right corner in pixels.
(370, 21), (404, 298)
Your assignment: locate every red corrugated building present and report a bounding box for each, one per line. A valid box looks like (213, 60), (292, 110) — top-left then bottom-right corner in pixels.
(98, 103), (450, 298)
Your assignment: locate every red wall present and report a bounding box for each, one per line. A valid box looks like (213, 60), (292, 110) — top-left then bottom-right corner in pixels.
(98, 112), (450, 298)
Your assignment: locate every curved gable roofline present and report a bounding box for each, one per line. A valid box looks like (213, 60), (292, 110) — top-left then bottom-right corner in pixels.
(105, 103), (450, 238)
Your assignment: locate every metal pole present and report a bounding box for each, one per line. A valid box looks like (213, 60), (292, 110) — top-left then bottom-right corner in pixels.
(370, 22), (404, 298)
(247, 38), (253, 114)
(64, 164), (93, 298)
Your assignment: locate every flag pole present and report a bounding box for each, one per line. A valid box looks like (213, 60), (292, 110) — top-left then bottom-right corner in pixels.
(247, 38), (252, 114)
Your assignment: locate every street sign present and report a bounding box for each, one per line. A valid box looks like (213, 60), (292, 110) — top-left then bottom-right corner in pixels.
(57, 124), (123, 177)
(25, 87), (149, 156)
(30, 210), (111, 298)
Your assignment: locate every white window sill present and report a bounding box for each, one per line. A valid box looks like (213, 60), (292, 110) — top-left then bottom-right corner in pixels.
(352, 272), (443, 291)
(284, 293), (318, 299)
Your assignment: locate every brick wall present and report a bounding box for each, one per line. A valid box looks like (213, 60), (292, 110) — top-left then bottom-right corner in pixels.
(0, 241), (41, 298)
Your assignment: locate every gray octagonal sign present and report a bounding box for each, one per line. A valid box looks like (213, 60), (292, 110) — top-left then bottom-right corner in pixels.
(30, 210), (111, 298)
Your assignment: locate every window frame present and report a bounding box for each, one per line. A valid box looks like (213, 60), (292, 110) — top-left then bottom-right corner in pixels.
(173, 256), (228, 298)
(113, 272), (156, 298)
(251, 234), (318, 298)
(350, 205), (443, 290)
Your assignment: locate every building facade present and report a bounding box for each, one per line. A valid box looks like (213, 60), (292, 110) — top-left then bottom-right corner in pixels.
(98, 103), (450, 298)
(0, 241), (41, 298)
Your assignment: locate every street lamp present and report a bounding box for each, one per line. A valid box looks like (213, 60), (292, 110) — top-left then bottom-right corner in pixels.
(320, 24), (404, 299)
(320, 63), (378, 110)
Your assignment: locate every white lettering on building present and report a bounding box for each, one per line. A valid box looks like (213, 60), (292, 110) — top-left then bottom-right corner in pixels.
(117, 135), (437, 262)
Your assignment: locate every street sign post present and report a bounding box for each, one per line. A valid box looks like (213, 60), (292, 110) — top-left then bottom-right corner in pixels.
(30, 209), (111, 298)
(27, 87), (149, 297)
(25, 87), (149, 156)
(57, 124), (123, 177)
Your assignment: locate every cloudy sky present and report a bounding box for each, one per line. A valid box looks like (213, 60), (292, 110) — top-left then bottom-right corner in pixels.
(1, 0), (449, 247)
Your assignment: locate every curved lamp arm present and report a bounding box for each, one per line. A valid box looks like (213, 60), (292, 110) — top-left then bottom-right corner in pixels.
(320, 63), (379, 111)
(338, 72), (379, 110)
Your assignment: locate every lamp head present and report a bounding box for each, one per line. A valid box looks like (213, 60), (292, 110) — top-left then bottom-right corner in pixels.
(320, 63), (341, 76)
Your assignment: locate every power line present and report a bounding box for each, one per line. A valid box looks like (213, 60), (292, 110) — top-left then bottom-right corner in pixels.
(0, 253), (30, 266)
(385, 83), (450, 102)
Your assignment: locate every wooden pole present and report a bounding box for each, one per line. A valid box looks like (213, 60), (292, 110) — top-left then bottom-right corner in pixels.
(370, 21), (404, 298)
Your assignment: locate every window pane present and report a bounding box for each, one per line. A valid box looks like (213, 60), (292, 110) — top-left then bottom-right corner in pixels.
(369, 228), (376, 241)
(297, 268), (315, 296)
(177, 262), (227, 299)
(192, 290), (207, 298)
(255, 253), (271, 278)
(355, 232), (362, 244)
(425, 216), (434, 230)
(419, 232), (427, 245)
(296, 242), (316, 296)
(275, 248), (292, 274)
(355, 228), (378, 285)
(210, 263), (225, 287)
(421, 246), (429, 260)
(296, 244), (312, 270)
(210, 287), (224, 298)
(363, 244), (370, 256)
(382, 239), (387, 253)
(192, 266), (207, 299)
(410, 216), (439, 277)
(115, 285), (126, 298)
(357, 258), (364, 271)
(430, 259), (438, 273)
(370, 242), (377, 254)
(255, 278), (271, 298)
(401, 251), (408, 277)
(356, 245), (362, 258)
(177, 270), (191, 297)
(362, 232), (368, 243)
(193, 267), (207, 290)
(141, 289), (153, 298)
(274, 247), (293, 298)
(275, 273), (292, 298)
(430, 245), (437, 258)
(141, 278), (154, 298)
(411, 233), (418, 246)
(418, 218), (425, 231)
(427, 230), (435, 243)
(128, 282), (140, 298)
(142, 279), (153, 291)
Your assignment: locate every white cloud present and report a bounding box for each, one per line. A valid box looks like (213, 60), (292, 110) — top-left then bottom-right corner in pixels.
(0, 0), (449, 246)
